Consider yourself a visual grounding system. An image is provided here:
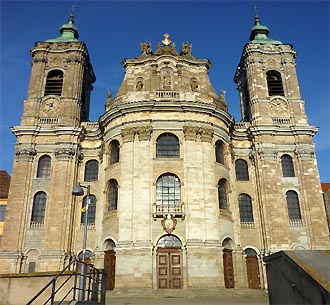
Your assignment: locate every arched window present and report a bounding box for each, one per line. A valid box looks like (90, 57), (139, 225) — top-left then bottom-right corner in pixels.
(266, 70), (284, 96)
(36, 155), (51, 178)
(110, 140), (120, 165)
(215, 140), (225, 164)
(84, 160), (99, 182)
(108, 180), (118, 212)
(286, 191), (302, 220)
(235, 159), (249, 181)
(157, 234), (182, 248)
(218, 179), (228, 210)
(238, 193), (253, 222)
(81, 194), (96, 224)
(31, 192), (47, 223)
(156, 133), (180, 158)
(44, 70), (63, 96)
(281, 154), (295, 177)
(156, 173), (181, 213)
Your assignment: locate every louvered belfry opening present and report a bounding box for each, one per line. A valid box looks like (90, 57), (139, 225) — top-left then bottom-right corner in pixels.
(44, 70), (63, 96)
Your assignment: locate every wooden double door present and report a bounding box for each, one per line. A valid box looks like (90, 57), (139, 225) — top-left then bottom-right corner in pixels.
(104, 250), (116, 290)
(157, 248), (183, 289)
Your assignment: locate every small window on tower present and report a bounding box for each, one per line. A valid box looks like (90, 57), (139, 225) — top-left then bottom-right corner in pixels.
(44, 70), (63, 96)
(266, 70), (284, 96)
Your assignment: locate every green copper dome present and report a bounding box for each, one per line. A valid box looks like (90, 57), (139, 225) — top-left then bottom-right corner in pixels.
(46, 13), (79, 42)
(249, 15), (282, 44)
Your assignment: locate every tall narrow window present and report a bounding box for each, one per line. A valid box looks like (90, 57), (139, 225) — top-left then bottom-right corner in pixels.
(156, 173), (181, 213)
(266, 70), (284, 96)
(108, 180), (118, 212)
(156, 133), (180, 158)
(110, 140), (120, 164)
(81, 194), (96, 224)
(235, 159), (249, 181)
(238, 193), (253, 222)
(215, 140), (225, 164)
(31, 192), (47, 223)
(36, 155), (51, 178)
(44, 70), (63, 96)
(0, 205), (6, 221)
(281, 154), (295, 177)
(218, 179), (228, 210)
(286, 191), (302, 220)
(84, 160), (99, 182)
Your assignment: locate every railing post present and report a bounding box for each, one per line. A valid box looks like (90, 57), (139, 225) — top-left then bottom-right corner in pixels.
(50, 279), (56, 305)
(73, 259), (78, 300)
(100, 270), (107, 305)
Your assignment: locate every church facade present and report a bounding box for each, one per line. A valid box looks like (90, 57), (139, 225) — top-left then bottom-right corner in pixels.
(0, 12), (329, 291)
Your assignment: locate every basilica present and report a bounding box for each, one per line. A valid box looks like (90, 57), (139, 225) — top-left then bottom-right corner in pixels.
(0, 11), (328, 292)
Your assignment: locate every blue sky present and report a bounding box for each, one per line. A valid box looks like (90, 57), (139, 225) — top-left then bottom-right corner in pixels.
(1, 1), (329, 182)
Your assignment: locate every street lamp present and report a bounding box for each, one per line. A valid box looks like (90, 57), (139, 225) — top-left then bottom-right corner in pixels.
(72, 182), (91, 301)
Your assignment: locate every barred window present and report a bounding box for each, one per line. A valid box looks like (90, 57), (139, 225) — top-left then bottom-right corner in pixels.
(218, 179), (228, 210)
(108, 180), (118, 212)
(215, 140), (225, 164)
(156, 173), (181, 212)
(281, 154), (295, 177)
(36, 155), (51, 178)
(110, 140), (120, 164)
(156, 133), (180, 158)
(31, 192), (47, 223)
(267, 70), (284, 96)
(235, 159), (249, 181)
(81, 195), (96, 224)
(84, 160), (98, 182)
(286, 191), (301, 220)
(238, 193), (253, 222)
(44, 70), (63, 96)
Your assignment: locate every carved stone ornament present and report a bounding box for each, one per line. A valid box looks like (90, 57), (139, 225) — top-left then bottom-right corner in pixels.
(294, 146), (315, 160)
(139, 41), (152, 56)
(136, 125), (153, 141)
(183, 126), (213, 142)
(15, 148), (37, 161)
(161, 214), (177, 234)
(54, 147), (75, 161)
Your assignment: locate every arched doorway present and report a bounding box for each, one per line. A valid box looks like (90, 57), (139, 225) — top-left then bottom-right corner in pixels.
(156, 234), (183, 289)
(78, 250), (93, 274)
(244, 248), (260, 289)
(104, 239), (116, 290)
(222, 238), (235, 288)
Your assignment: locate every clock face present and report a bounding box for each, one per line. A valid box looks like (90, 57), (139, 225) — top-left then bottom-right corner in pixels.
(42, 98), (58, 113)
(269, 98), (288, 114)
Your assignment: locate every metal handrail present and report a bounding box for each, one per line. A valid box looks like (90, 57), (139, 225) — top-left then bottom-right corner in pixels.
(26, 258), (106, 305)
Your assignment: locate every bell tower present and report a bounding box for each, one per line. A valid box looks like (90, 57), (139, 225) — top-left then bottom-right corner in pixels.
(234, 14), (308, 126)
(0, 12), (95, 273)
(21, 12), (95, 126)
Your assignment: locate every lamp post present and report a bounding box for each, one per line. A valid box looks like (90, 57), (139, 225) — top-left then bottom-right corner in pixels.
(72, 182), (90, 301)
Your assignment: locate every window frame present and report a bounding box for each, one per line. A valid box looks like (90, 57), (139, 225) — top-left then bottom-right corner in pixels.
(110, 140), (120, 165)
(286, 190), (302, 220)
(36, 155), (51, 178)
(156, 133), (180, 158)
(235, 159), (249, 181)
(84, 160), (99, 182)
(281, 154), (295, 177)
(238, 193), (254, 223)
(215, 140), (225, 164)
(218, 179), (228, 210)
(108, 179), (118, 212)
(81, 194), (96, 224)
(156, 173), (181, 213)
(44, 69), (64, 96)
(31, 191), (47, 223)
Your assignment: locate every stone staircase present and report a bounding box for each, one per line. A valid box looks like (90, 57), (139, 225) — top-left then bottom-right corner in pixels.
(106, 287), (268, 300)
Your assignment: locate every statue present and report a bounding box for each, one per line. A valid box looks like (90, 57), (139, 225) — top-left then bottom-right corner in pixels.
(190, 78), (198, 92)
(105, 90), (112, 110)
(140, 41), (152, 56)
(181, 42), (192, 56)
(136, 78), (144, 91)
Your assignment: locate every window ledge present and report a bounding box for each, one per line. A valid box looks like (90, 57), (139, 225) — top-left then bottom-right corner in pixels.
(80, 223), (95, 230)
(240, 222), (255, 229)
(289, 219), (304, 227)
